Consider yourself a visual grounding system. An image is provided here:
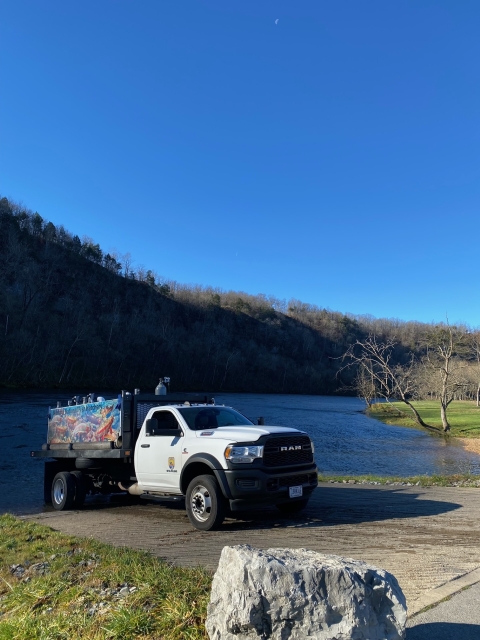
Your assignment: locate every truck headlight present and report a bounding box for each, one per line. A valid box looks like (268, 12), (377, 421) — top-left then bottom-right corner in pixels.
(225, 445), (264, 464)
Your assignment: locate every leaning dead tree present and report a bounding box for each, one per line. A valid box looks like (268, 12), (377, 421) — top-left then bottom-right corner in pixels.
(341, 335), (438, 432)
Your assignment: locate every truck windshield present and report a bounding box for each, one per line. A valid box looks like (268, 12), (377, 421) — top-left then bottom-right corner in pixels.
(178, 407), (254, 430)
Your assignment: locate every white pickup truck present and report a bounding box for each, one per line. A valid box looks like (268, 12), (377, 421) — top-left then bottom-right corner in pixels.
(32, 390), (318, 530)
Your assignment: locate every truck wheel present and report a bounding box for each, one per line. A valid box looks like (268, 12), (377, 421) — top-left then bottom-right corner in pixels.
(186, 475), (226, 531)
(51, 472), (76, 511)
(276, 498), (309, 514)
(71, 471), (87, 508)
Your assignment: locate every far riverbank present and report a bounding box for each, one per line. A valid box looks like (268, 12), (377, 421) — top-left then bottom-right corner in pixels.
(368, 401), (480, 460)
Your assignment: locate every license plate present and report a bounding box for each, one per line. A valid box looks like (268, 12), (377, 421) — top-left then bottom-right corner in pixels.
(289, 485), (303, 498)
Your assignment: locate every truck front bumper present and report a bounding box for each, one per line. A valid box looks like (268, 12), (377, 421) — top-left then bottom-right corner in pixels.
(218, 464), (318, 511)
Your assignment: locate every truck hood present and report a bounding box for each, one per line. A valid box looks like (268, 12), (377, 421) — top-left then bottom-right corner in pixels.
(194, 425), (305, 442)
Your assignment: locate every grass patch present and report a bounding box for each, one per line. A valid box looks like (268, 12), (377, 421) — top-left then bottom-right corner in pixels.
(318, 473), (480, 486)
(368, 400), (480, 437)
(0, 514), (212, 639)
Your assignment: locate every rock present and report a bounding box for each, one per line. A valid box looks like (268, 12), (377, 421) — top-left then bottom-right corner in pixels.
(9, 564), (25, 578)
(206, 546), (407, 640)
(30, 562), (50, 575)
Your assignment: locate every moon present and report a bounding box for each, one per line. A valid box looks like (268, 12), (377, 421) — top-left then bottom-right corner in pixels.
(275, 19), (279, 25)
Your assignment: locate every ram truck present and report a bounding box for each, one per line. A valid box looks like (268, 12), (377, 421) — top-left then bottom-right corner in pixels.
(31, 390), (318, 530)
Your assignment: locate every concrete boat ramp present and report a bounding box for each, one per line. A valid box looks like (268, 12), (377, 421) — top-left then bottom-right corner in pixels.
(24, 482), (480, 635)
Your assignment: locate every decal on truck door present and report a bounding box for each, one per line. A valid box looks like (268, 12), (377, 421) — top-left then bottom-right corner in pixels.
(167, 457), (177, 472)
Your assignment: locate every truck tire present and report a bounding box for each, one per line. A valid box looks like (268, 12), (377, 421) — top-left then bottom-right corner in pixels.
(51, 472), (76, 511)
(276, 498), (309, 514)
(186, 474), (226, 531)
(70, 471), (87, 508)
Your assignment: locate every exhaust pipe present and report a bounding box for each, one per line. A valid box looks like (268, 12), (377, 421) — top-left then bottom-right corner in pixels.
(118, 481), (144, 496)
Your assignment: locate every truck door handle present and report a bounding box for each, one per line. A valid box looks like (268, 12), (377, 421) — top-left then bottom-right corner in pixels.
(141, 444), (150, 448)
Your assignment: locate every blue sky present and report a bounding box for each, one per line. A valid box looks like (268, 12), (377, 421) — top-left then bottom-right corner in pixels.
(1, 1), (479, 325)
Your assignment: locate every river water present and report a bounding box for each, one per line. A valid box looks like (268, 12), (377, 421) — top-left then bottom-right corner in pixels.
(1, 390), (479, 514)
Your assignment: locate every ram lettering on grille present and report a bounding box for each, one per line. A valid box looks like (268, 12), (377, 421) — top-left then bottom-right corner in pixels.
(264, 436), (313, 467)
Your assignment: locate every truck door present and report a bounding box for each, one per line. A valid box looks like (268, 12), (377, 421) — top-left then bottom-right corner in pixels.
(135, 409), (184, 492)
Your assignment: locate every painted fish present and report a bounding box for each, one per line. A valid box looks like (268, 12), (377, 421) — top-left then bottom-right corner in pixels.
(95, 415), (114, 441)
(66, 415), (78, 428)
(72, 423), (92, 441)
(101, 404), (114, 418)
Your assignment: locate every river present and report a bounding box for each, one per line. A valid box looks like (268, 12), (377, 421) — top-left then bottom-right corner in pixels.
(0, 390), (479, 515)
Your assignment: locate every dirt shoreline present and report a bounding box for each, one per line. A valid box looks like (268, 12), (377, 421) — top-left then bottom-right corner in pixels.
(459, 438), (480, 455)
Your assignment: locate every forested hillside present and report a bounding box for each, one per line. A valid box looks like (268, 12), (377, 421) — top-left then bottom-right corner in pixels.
(0, 196), (435, 392)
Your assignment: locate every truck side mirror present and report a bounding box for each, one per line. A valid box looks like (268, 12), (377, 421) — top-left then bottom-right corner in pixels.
(146, 418), (159, 436)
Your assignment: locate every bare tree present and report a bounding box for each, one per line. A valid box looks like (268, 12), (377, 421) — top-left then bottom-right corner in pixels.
(422, 324), (471, 432)
(342, 335), (438, 431)
(468, 330), (480, 406)
(352, 362), (377, 408)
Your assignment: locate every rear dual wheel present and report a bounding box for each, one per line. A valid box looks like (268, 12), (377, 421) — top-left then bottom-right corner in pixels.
(51, 471), (87, 510)
(71, 471), (87, 507)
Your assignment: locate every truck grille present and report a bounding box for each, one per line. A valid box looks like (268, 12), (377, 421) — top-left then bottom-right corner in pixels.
(263, 435), (313, 467)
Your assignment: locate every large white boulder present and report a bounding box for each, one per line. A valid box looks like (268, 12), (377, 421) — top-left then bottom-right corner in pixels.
(206, 546), (407, 640)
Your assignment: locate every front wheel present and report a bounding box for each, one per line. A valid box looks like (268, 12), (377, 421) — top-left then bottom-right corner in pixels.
(51, 472), (76, 510)
(276, 498), (309, 514)
(185, 474), (226, 531)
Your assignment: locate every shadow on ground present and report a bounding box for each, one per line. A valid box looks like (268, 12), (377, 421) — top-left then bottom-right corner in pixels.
(26, 484), (463, 533)
(407, 622), (480, 639)
(219, 485), (462, 531)
(310, 484), (461, 525)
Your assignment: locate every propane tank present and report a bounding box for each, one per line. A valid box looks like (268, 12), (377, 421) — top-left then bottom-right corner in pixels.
(155, 378), (167, 395)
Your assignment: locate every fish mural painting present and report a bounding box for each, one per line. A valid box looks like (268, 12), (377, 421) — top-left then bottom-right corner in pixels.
(47, 399), (121, 444)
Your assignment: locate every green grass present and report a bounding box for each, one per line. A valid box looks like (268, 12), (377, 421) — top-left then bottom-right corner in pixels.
(368, 400), (480, 437)
(0, 515), (212, 640)
(318, 473), (480, 486)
